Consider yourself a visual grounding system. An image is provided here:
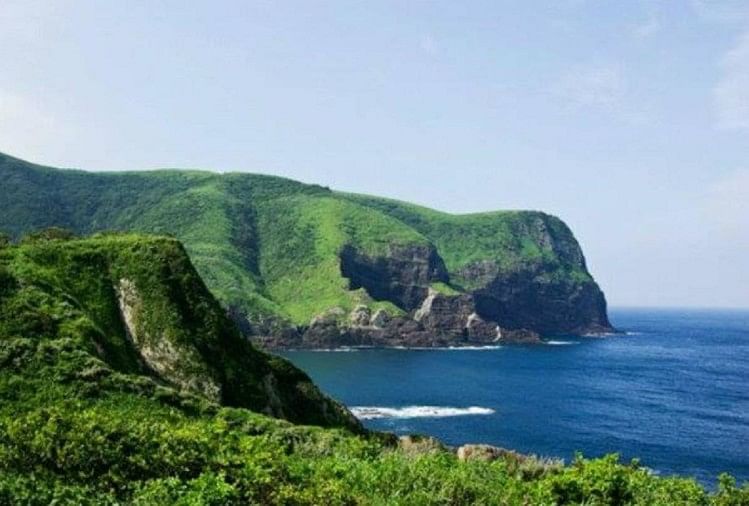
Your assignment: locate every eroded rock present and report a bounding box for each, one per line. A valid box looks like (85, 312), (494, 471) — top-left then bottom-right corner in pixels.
(115, 278), (222, 401)
(339, 244), (448, 310)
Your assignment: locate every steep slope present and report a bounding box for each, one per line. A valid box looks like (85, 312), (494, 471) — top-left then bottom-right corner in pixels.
(0, 152), (613, 346)
(339, 193), (612, 335)
(0, 233), (358, 429)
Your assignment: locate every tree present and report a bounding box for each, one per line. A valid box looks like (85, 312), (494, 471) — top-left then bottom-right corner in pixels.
(0, 232), (10, 248)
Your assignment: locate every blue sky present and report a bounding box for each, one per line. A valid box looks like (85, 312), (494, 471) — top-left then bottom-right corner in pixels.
(1, 1), (747, 308)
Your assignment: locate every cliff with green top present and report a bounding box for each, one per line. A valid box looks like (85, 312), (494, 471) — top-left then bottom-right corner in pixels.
(0, 152), (612, 348)
(0, 233), (357, 429)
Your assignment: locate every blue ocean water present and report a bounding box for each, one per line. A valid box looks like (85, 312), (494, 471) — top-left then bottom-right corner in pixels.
(281, 308), (749, 485)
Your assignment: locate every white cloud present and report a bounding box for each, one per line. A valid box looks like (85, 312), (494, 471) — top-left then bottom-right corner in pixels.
(691, 0), (749, 23)
(702, 169), (749, 237)
(633, 14), (660, 40)
(548, 64), (651, 125)
(418, 34), (437, 55)
(713, 29), (749, 129)
(551, 64), (626, 108)
(0, 0), (61, 46)
(0, 90), (71, 160)
(633, 1), (661, 41)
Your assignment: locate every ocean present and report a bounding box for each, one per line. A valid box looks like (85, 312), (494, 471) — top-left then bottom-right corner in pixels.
(280, 308), (749, 486)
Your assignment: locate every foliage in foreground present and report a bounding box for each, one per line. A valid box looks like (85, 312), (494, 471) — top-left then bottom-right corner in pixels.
(0, 233), (746, 504)
(0, 364), (747, 506)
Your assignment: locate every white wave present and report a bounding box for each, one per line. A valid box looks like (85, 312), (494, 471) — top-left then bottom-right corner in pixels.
(288, 345), (503, 352)
(292, 347), (361, 352)
(545, 340), (577, 346)
(625, 331), (643, 336)
(390, 345), (503, 351)
(643, 466), (660, 476)
(314, 348), (360, 352)
(439, 345), (503, 351)
(350, 405), (495, 420)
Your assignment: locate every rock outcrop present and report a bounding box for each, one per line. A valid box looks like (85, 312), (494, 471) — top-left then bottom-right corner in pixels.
(254, 286), (542, 349)
(459, 261), (612, 336)
(340, 244), (448, 310)
(0, 234), (361, 431)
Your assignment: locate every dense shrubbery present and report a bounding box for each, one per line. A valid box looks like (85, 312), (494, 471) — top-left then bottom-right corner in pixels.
(19, 226), (77, 244)
(0, 231), (747, 504)
(0, 234), (358, 429)
(0, 383), (747, 504)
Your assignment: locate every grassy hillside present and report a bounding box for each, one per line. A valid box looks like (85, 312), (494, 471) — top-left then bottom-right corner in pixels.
(0, 233), (357, 429)
(0, 152), (609, 334)
(0, 235), (746, 504)
(339, 193), (592, 287)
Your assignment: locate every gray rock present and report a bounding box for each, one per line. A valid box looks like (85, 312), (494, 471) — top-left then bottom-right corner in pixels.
(456, 444), (517, 462)
(350, 304), (371, 326)
(370, 308), (391, 328)
(339, 243), (448, 311)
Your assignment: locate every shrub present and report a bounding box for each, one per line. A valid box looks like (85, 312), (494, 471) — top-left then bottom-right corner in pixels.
(20, 227), (77, 244)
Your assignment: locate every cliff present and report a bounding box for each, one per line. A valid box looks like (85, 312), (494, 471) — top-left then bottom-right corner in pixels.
(0, 152), (613, 348)
(0, 233), (359, 429)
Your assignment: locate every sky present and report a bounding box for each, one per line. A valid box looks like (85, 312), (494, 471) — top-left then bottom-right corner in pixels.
(1, 1), (748, 308)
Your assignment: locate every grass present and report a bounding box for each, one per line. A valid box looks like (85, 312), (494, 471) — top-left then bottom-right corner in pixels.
(1, 151), (598, 328)
(339, 193), (594, 284)
(0, 234), (358, 429)
(429, 281), (462, 296)
(0, 232), (747, 504)
(0, 337), (746, 504)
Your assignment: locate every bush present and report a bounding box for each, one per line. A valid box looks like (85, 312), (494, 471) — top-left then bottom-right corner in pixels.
(20, 227), (77, 244)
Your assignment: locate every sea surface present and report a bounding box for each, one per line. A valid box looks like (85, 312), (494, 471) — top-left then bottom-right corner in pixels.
(280, 308), (749, 486)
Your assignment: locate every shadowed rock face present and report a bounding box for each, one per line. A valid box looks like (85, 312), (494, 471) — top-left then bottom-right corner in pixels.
(339, 244), (448, 310)
(414, 291), (496, 339)
(465, 263), (612, 335)
(259, 239), (612, 349)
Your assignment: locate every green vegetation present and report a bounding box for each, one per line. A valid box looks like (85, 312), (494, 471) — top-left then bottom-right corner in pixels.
(430, 281), (462, 296)
(339, 193), (594, 288)
(0, 152), (599, 327)
(0, 233), (357, 429)
(0, 232), (746, 504)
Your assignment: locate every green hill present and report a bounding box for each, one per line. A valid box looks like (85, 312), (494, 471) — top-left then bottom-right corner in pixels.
(0, 152), (612, 346)
(0, 233), (357, 429)
(0, 233), (745, 504)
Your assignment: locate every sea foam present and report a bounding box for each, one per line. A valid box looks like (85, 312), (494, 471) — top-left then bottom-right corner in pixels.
(350, 405), (495, 420)
(295, 345), (503, 352)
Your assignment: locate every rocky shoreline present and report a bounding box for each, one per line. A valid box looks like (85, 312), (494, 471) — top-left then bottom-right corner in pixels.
(235, 237), (615, 350)
(243, 287), (615, 350)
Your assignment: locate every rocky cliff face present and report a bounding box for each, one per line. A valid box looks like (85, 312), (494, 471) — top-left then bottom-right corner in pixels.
(339, 244), (448, 310)
(254, 284), (542, 349)
(256, 234), (612, 348)
(471, 265), (612, 335)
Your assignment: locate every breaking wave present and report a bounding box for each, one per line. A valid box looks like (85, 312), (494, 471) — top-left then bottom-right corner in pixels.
(350, 406), (496, 420)
(295, 345), (503, 352)
(389, 345), (503, 351)
(545, 340), (577, 346)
